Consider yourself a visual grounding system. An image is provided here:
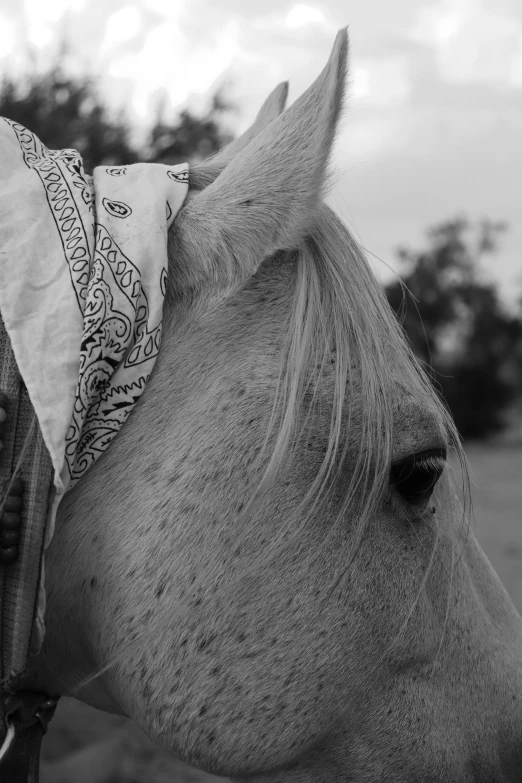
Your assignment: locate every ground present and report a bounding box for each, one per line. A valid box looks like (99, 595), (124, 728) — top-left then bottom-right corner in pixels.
(40, 440), (522, 783)
(465, 442), (522, 612)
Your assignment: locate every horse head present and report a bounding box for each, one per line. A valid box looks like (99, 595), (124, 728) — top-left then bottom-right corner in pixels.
(28, 29), (522, 782)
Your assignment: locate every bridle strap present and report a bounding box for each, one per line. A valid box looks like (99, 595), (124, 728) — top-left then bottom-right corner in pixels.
(0, 691), (58, 782)
(1, 720), (42, 783)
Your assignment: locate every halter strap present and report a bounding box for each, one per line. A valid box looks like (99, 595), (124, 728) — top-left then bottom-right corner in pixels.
(0, 691), (58, 781)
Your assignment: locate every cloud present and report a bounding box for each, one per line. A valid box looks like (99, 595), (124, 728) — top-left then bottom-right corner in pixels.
(104, 5), (143, 49)
(333, 87), (522, 304)
(0, 14), (17, 58)
(285, 4), (327, 29)
(410, 0), (522, 88)
(24, 0), (86, 49)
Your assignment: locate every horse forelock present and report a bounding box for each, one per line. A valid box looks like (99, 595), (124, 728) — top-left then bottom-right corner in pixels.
(203, 197), (472, 596)
(167, 159), (470, 589)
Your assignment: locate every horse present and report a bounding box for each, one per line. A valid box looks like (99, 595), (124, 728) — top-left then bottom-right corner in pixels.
(20, 28), (522, 781)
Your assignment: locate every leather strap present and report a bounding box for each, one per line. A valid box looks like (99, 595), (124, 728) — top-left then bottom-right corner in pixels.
(2, 721), (44, 783)
(0, 691), (58, 783)
(2, 719), (44, 783)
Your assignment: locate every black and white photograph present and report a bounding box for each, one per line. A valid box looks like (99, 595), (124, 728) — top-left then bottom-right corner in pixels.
(0, 1), (520, 781)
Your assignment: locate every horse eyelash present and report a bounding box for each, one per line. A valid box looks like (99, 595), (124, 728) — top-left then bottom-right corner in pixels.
(409, 453), (447, 474)
(392, 451), (448, 480)
(387, 452), (447, 523)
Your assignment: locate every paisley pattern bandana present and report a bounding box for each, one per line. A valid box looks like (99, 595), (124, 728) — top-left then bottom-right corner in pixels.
(0, 119), (188, 645)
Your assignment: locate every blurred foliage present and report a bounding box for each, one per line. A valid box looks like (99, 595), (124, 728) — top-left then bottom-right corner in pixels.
(146, 90), (234, 165)
(0, 66), (138, 170)
(0, 61), (234, 172)
(386, 218), (522, 439)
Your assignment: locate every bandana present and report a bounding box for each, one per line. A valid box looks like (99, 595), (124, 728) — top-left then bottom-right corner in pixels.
(0, 118), (188, 649)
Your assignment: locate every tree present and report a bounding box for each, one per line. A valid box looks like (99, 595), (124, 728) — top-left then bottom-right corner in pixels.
(0, 61), (234, 172)
(146, 89), (234, 164)
(437, 283), (522, 438)
(0, 66), (138, 172)
(385, 218), (522, 439)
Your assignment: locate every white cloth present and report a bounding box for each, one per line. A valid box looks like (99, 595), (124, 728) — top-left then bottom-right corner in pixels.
(0, 118), (188, 651)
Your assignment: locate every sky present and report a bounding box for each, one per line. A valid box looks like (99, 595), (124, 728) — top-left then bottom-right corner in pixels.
(0, 0), (520, 305)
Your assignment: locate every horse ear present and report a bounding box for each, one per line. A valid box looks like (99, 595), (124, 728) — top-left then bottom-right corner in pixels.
(169, 28), (348, 298)
(212, 81), (289, 164)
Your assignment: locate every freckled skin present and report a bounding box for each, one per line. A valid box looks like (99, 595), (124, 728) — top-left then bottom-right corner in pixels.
(32, 257), (522, 781)
(24, 29), (522, 782)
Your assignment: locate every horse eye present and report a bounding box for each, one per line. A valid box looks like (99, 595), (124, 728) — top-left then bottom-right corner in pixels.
(389, 448), (446, 503)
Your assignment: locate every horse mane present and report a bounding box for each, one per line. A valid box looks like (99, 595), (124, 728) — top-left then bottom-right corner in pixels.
(187, 161), (470, 588)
